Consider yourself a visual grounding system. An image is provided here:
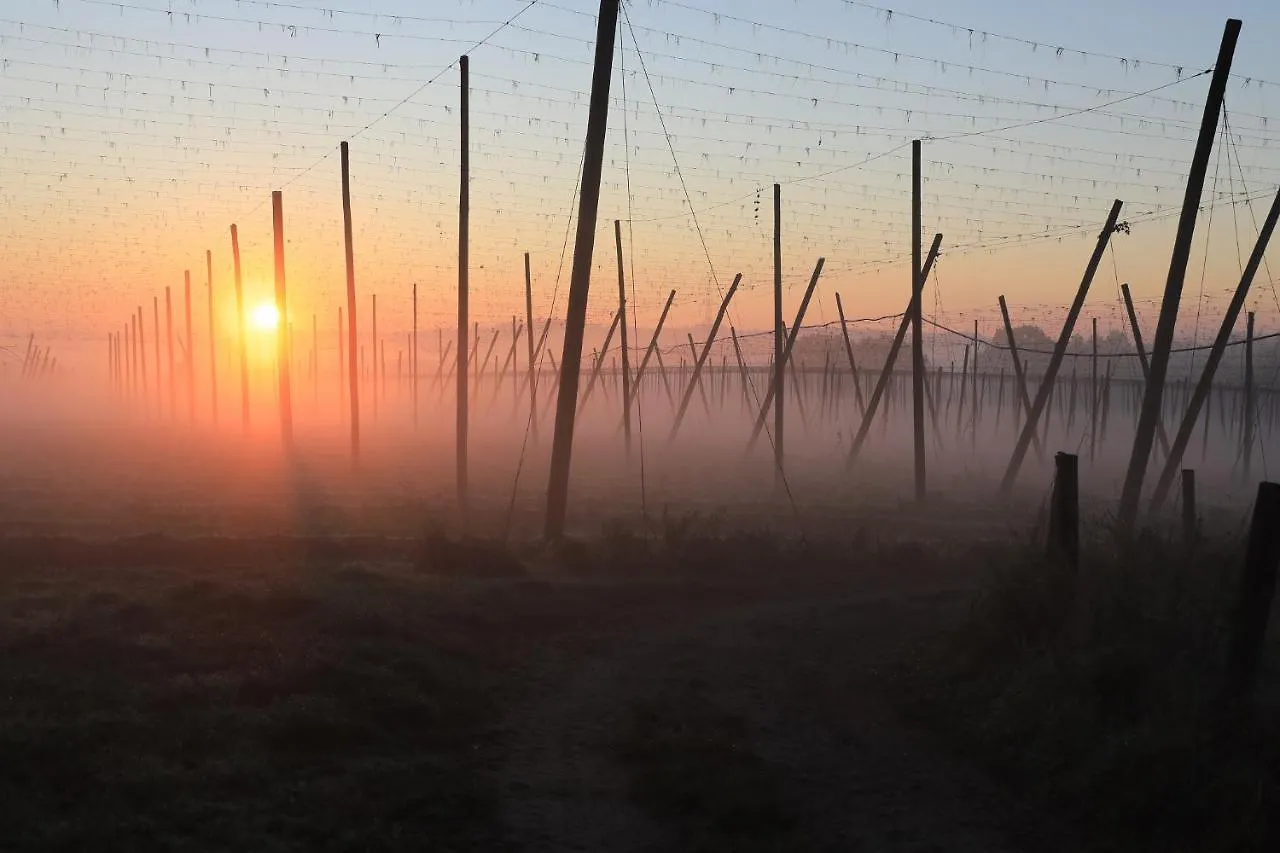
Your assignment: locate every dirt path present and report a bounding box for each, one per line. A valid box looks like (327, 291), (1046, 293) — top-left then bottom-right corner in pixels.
(492, 580), (1082, 852)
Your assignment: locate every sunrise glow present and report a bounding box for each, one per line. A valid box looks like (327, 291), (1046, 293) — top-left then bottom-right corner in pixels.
(251, 303), (280, 332)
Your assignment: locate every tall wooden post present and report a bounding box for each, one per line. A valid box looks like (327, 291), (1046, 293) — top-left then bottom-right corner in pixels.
(910, 140), (926, 502)
(207, 249), (218, 426)
(457, 55), (471, 516)
(524, 253), (537, 435)
(1244, 311), (1256, 478)
(372, 293), (379, 421)
(129, 317), (137, 398)
(184, 270), (195, 423)
(1119, 19), (1241, 528)
(1001, 200), (1123, 493)
(165, 285), (175, 419)
(773, 182), (785, 488)
(544, 0), (619, 540)
(1149, 190), (1280, 508)
(615, 220), (633, 456)
(340, 141), (361, 461)
(231, 225), (249, 431)
(273, 190), (293, 446)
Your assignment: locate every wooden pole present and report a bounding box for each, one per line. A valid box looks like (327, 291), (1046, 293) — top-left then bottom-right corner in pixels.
(272, 190), (293, 446)
(312, 313), (318, 407)
(1090, 317), (1098, 461)
(834, 292), (866, 416)
(746, 258), (826, 450)
(1181, 469), (1197, 548)
(998, 296), (1045, 460)
(129, 317), (137, 398)
(1243, 311), (1255, 479)
(372, 293), (379, 420)
(615, 220), (633, 456)
(184, 270), (195, 423)
(578, 310), (621, 410)
(207, 249), (218, 425)
(1120, 283), (1171, 457)
(340, 141), (360, 461)
(1224, 481), (1280, 700)
(846, 235), (942, 468)
(231, 225), (249, 431)
(165, 286), (175, 419)
(621, 289), (675, 427)
(524, 254), (537, 435)
(1047, 452), (1080, 574)
(1000, 200), (1122, 493)
(773, 182), (785, 489)
(1150, 190), (1280, 508)
(670, 274), (742, 441)
(910, 139), (926, 502)
(1119, 19), (1241, 529)
(458, 55), (471, 517)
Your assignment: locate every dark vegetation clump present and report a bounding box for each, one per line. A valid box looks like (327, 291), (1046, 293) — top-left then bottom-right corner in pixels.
(901, 528), (1280, 852)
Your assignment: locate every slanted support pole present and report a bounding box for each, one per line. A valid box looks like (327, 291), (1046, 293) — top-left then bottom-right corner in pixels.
(746, 258), (826, 451)
(834, 292), (866, 416)
(1150, 188), (1280, 509)
(670, 274), (742, 441)
(846, 234), (942, 468)
(998, 296), (1045, 461)
(1119, 19), (1241, 529)
(1000, 201), (1122, 493)
(1120, 283), (1171, 457)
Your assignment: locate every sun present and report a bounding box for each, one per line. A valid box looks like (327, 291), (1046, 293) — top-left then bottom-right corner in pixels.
(251, 303), (280, 332)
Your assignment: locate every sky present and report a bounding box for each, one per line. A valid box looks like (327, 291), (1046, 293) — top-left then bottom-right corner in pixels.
(2, 0), (1280, 369)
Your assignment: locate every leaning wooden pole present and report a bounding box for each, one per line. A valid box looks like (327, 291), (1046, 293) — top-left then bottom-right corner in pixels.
(1150, 188), (1280, 509)
(834, 292), (866, 416)
(746, 258), (826, 450)
(545, 0), (619, 540)
(578, 310), (621, 411)
(231, 225), (250, 431)
(1001, 200), (1123, 493)
(615, 220), (633, 456)
(457, 55), (471, 517)
(207, 249), (218, 426)
(618, 289), (675, 429)
(1120, 283), (1171, 456)
(846, 234), (943, 468)
(670, 274), (743, 441)
(273, 191), (293, 446)
(997, 295), (1045, 461)
(910, 139), (927, 502)
(340, 141), (361, 460)
(1119, 19), (1241, 528)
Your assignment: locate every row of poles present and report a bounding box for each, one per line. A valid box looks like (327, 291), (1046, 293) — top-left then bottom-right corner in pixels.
(96, 7), (1275, 537)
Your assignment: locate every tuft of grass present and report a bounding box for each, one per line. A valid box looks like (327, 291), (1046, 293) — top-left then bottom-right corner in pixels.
(902, 529), (1280, 852)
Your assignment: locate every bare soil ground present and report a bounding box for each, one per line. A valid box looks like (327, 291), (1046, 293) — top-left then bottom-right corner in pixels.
(0, 536), (1084, 852)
